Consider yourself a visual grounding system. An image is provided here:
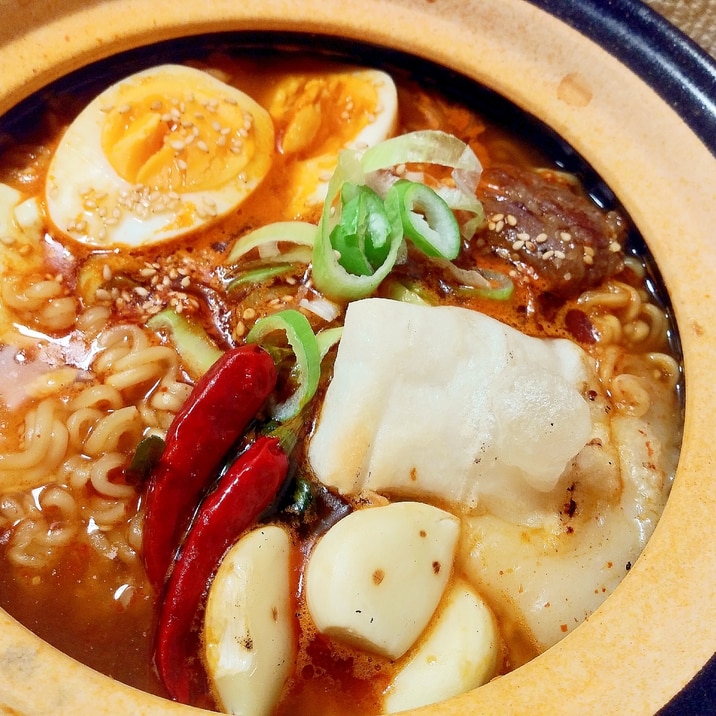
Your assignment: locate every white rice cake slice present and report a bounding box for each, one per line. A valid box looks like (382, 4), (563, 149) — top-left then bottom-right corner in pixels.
(308, 298), (593, 508)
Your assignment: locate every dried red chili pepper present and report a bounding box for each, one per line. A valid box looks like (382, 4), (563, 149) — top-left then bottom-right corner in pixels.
(142, 344), (277, 589)
(154, 435), (289, 704)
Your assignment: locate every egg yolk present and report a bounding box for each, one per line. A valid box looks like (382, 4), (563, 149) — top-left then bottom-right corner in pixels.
(100, 74), (274, 194)
(269, 72), (380, 158)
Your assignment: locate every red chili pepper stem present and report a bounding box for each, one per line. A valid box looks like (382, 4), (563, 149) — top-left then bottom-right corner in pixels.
(154, 435), (289, 705)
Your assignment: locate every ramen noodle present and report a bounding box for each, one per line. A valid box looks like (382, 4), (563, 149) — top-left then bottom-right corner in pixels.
(0, 46), (681, 715)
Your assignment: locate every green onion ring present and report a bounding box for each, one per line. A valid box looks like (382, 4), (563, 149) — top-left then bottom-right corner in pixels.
(245, 309), (321, 421)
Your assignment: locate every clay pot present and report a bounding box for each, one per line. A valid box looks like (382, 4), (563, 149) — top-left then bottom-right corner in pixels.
(0, 2), (714, 714)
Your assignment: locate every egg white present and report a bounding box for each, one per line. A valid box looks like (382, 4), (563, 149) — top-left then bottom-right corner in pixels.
(45, 64), (275, 248)
(266, 68), (399, 215)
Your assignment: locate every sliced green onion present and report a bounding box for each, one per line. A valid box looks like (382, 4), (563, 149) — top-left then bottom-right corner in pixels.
(282, 477), (315, 517)
(384, 180), (460, 259)
(455, 270), (514, 301)
(435, 185), (486, 240)
(227, 221), (317, 264)
(315, 326), (343, 359)
(227, 264), (297, 292)
(245, 309), (321, 421)
(384, 278), (435, 306)
(147, 308), (223, 378)
(360, 130), (482, 180)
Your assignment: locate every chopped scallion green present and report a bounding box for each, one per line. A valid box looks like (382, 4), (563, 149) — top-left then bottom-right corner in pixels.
(245, 309), (321, 421)
(147, 308), (223, 378)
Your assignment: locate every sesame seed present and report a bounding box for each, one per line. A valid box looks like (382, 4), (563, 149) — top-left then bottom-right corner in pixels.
(535, 233), (548, 243)
(197, 140), (209, 153)
(134, 286), (149, 297)
(583, 255), (594, 265)
(180, 276), (191, 288)
(512, 240), (525, 251)
(516, 232), (530, 242)
(506, 214), (518, 226)
(102, 264), (112, 282)
(560, 231), (572, 242)
(242, 307), (256, 321)
(609, 241), (621, 253)
(542, 250), (555, 260)
(554, 250), (566, 260)
(494, 220), (505, 232)
(490, 213), (504, 222)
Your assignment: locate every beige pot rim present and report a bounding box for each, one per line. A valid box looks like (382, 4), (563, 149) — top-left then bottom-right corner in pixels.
(1, 2), (715, 715)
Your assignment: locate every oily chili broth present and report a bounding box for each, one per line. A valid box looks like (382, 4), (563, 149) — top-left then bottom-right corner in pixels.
(0, 35), (679, 714)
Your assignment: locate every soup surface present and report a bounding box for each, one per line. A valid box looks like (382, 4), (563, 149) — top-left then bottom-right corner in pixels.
(0, 40), (681, 715)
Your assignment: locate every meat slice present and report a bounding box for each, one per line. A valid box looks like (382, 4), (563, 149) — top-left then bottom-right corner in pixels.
(475, 165), (626, 295)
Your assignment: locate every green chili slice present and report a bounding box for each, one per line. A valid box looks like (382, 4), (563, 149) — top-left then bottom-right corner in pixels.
(329, 183), (393, 275)
(312, 130), (487, 300)
(313, 168), (404, 301)
(384, 180), (460, 259)
(245, 309), (321, 421)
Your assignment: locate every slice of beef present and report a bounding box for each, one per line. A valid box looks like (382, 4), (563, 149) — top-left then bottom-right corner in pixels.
(474, 164), (626, 296)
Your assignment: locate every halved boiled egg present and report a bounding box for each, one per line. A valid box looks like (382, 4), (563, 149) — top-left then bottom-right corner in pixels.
(265, 68), (398, 214)
(45, 64), (274, 248)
